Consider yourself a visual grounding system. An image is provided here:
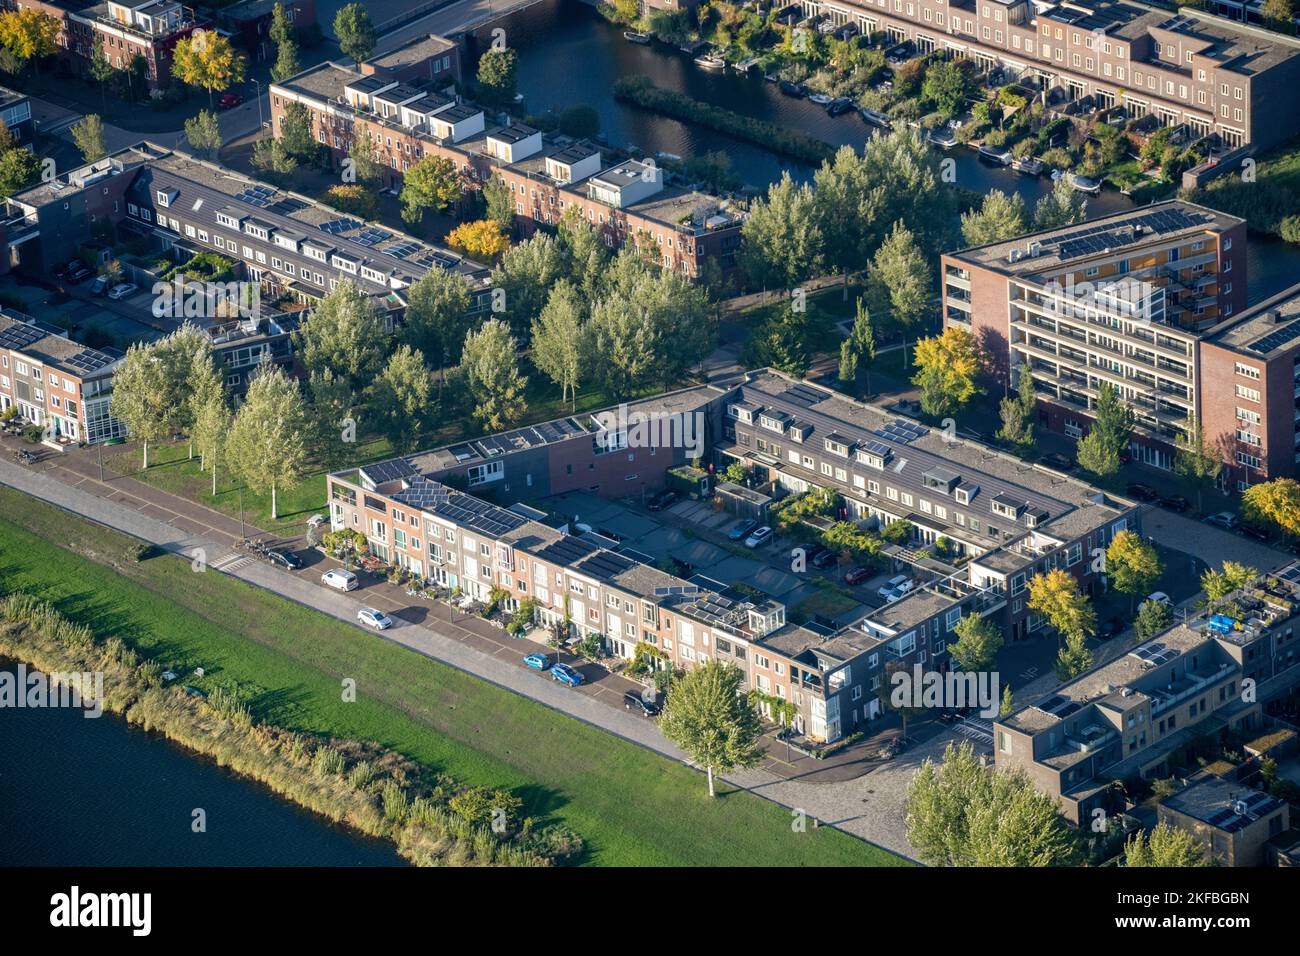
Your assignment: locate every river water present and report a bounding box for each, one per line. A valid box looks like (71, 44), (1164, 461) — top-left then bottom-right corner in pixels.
(0, 660), (403, 866)
(494, 0), (1299, 302)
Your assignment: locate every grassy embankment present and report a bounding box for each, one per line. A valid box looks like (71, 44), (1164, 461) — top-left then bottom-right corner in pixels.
(0, 486), (910, 867)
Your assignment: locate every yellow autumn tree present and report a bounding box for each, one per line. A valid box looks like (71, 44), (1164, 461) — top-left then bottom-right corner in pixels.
(912, 324), (980, 418)
(171, 29), (246, 108)
(0, 9), (60, 68)
(1242, 478), (1300, 538)
(445, 219), (510, 261)
(1027, 568), (1096, 643)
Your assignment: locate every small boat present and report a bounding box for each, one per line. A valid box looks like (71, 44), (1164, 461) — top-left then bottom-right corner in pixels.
(1013, 156), (1045, 176)
(859, 107), (891, 129)
(623, 31), (651, 44)
(826, 97), (854, 116)
(978, 144), (1013, 165)
(927, 127), (957, 148)
(779, 80), (805, 97)
(655, 151), (682, 162)
(808, 92), (833, 105)
(1068, 172), (1102, 194)
(695, 54), (726, 70)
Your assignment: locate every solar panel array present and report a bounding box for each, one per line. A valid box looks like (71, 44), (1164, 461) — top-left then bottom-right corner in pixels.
(386, 241), (420, 259)
(416, 250), (460, 270)
(578, 551), (637, 580)
(318, 217), (362, 235)
(1036, 694), (1083, 718)
(63, 349), (115, 374)
(271, 197), (307, 215)
(0, 324), (43, 350)
(533, 536), (601, 566)
(364, 458), (418, 484)
(1130, 642), (1180, 666)
(1248, 319), (1300, 355)
(235, 184), (276, 208)
(354, 228), (392, 247)
(652, 584), (700, 597)
(436, 494), (527, 539)
(780, 383), (827, 408)
(861, 440), (892, 458)
(1056, 207), (1207, 261)
(1202, 792), (1282, 832)
(875, 419), (928, 444)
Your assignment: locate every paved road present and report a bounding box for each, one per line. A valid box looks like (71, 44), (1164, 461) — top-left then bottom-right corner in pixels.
(0, 451), (920, 861)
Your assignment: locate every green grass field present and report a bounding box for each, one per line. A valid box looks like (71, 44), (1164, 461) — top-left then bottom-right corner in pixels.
(0, 486), (908, 867)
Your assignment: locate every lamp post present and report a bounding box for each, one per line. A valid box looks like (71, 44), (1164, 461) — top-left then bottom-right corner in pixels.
(239, 488), (245, 541)
(252, 79), (265, 136)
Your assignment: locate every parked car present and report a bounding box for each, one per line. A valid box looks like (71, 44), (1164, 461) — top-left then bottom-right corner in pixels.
(1205, 512), (1239, 530)
(522, 653), (550, 671)
(844, 566), (872, 585)
(1239, 523), (1271, 542)
(88, 275), (109, 296)
(744, 526), (774, 549)
(66, 266), (92, 284)
(877, 573), (912, 601)
(107, 282), (138, 300)
(1042, 453), (1075, 472)
(550, 662), (584, 687)
(1125, 482), (1160, 502)
(357, 607), (393, 630)
(1159, 494), (1190, 513)
(321, 568), (358, 591)
(728, 519), (759, 541)
(646, 489), (678, 511)
(1100, 615), (1126, 639)
(266, 549), (303, 570)
(1146, 591), (1171, 607)
(623, 691), (660, 716)
(812, 548), (838, 570)
(218, 92), (244, 109)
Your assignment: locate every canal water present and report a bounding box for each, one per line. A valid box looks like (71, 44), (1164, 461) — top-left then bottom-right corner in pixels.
(0, 660), (403, 866)
(496, 0), (1300, 302)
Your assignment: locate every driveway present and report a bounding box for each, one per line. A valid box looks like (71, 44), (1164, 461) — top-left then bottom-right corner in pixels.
(1138, 506), (1291, 572)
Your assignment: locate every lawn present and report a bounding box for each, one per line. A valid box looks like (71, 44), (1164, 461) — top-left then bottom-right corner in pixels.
(0, 486), (908, 867)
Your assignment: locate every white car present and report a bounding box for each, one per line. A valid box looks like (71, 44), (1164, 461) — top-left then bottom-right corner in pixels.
(877, 574), (913, 603)
(107, 282), (138, 300)
(1146, 591), (1171, 607)
(321, 568), (358, 591)
(357, 607), (393, 630)
(744, 526), (773, 549)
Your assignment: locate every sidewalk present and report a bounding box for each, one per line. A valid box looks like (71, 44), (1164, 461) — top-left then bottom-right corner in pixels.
(0, 443), (921, 861)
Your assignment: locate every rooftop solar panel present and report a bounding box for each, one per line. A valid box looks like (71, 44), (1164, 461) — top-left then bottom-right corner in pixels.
(0, 324), (43, 350)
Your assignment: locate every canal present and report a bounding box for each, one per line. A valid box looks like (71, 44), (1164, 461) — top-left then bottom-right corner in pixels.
(0, 660), (404, 866)
(490, 0), (1300, 302)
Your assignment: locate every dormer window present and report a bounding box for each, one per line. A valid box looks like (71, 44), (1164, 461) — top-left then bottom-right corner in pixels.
(759, 414), (786, 434)
(856, 440), (890, 470)
(824, 434), (850, 457)
(991, 494), (1022, 520)
(216, 212), (240, 229)
(728, 403), (757, 424)
(156, 189), (174, 208)
(954, 484), (979, 505)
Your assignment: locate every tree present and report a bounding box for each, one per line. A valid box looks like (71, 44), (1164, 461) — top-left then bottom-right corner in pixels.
(868, 221), (931, 329)
(491, 233), (568, 340)
(1055, 632), (1094, 681)
(125, 53), (149, 103)
(1242, 478), (1300, 537)
(334, 4), (375, 64)
(226, 367), (308, 520)
(1261, 0), (1296, 34)
(88, 41), (113, 109)
(949, 613), (1004, 673)
(269, 3), (301, 82)
(912, 324), (979, 418)
(557, 206), (609, 298)
(401, 155), (462, 225)
(659, 660), (764, 798)
(998, 365), (1036, 446)
(811, 146), (881, 292)
(1033, 177), (1088, 230)
(292, 280), (388, 404)
(906, 741), (1081, 867)
(921, 58), (973, 115)
(189, 370), (231, 497)
(531, 279), (588, 410)
(278, 101), (317, 160)
(839, 297), (876, 389)
(324, 183), (377, 220)
(1124, 823), (1212, 867)
(960, 190), (1028, 247)
(183, 109), (222, 160)
(0, 9), (59, 71)
(368, 345), (432, 452)
(0, 139), (40, 196)
(347, 130), (383, 186)
(402, 268), (473, 392)
(1174, 414), (1222, 513)
(1201, 560), (1257, 607)
(880, 659), (927, 738)
(740, 172), (824, 292)
(461, 318), (528, 432)
(999, 684), (1015, 718)
(1028, 568), (1096, 644)
(1077, 382), (1132, 478)
(1076, 428), (1119, 477)
(171, 30), (246, 109)
(481, 174), (514, 231)
(251, 137), (298, 177)
(1106, 530), (1162, 612)
(476, 47), (519, 105)
(557, 104), (600, 138)
(71, 114), (107, 164)
(109, 332), (198, 468)
(445, 219), (509, 261)
(1134, 598), (1172, 641)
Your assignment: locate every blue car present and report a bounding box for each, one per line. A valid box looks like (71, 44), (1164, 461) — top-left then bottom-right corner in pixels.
(523, 653), (550, 670)
(550, 663), (584, 687)
(728, 519), (758, 541)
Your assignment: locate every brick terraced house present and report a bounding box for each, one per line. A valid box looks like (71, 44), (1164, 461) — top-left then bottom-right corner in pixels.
(327, 370), (1142, 741)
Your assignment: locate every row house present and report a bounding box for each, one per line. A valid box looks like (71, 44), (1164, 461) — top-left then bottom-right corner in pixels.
(0, 308), (125, 444)
(994, 561), (1300, 824)
(799, 0), (1300, 150)
(719, 369), (1140, 642)
(269, 50), (744, 278)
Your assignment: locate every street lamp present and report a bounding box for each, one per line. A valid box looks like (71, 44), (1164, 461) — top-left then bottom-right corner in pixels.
(251, 79), (265, 136)
(238, 488), (245, 541)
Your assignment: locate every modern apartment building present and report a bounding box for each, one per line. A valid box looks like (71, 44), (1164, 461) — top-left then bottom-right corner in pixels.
(217, 0), (316, 65)
(797, 0), (1300, 150)
(1156, 773), (1289, 865)
(994, 561), (1300, 824)
(269, 41), (745, 278)
(327, 370), (1142, 740)
(8, 0), (209, 90)
(0, 85), (33, 144)
(943, 200), (1248, 472)
(1, 143), (493, 315)
(0, 308), (125, 444)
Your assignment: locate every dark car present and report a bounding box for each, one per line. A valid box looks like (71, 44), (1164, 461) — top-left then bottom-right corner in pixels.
(623, 691), (660, 716)
(812, 548), (838, 570)
(1159, 494), (1190, 513)
(728, 519), (759, 541)
(1042, 453), (1075, 472)
(266, 549), (303, 570)
(218, 92), (244, 109)
(1239, 524), (1271, 542)
(1125, 483), (1160, 502)
(844, 566), (872, 585)
(646, 489), (678, 511)
(1100, 615), (1126, 639)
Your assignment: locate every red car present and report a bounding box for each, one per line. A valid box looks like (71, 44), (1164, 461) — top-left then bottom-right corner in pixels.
(218, 92), (243, 109)
(844, 567), (872, 585)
